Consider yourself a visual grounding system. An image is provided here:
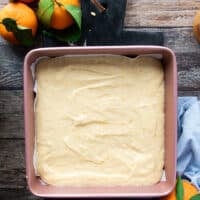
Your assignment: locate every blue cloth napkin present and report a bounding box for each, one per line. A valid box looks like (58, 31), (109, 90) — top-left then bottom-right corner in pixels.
(177, 97), (200, 190)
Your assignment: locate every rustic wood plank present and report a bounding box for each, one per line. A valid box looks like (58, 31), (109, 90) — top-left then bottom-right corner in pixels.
(0, 90), (23, 114)
(0, 168), (26, 189)
(0, 42), (27, 89)
(125, 0), (200, 27)
(178, 90), (200, 98)
(124, 27), (200, 53)
(176, 52), (200, 70)
(0, 113), (23, 139)
(0, 140), (24, 170)
(0, 140), (25, 189)
(0, 189), (41, 200)
(164, 27), (200, 53)
(0, 90), (23, 138)
(178, 69), (200, 90)
(176, 52), (200, 90)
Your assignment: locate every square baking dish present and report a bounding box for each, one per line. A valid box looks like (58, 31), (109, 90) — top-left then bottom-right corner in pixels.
(24, 46), (177, 198)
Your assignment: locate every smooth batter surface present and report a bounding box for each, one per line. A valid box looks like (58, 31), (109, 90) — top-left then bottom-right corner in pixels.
(35, 55), (164, 186)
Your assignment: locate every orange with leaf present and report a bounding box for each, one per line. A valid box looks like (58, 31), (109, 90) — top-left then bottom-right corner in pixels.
(161, 177), (199, 200)
(0, 2), (38, 45)
(37, 0), (81, 30)
(51, 0), (80, 30)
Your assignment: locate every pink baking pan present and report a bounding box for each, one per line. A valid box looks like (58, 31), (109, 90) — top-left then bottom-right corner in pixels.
(24, 46), (177, 198)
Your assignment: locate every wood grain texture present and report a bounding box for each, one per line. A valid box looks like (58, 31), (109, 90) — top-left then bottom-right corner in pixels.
(178, 90), (200, 98)
(0, 140), (24, 170)
(0, 90), (24, 138)
(0, 140), (25, 189)
(0, 189), (41, 200)
(0, 113), (23, 138)
(125, 0), (200, 27)
(0, 42), (28, 89)
(124, 27), (200, 53)
(0, 90), (23, 114)
(176, 52), (200, 90)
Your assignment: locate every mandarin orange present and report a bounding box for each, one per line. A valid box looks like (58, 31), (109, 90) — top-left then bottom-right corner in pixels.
(0, 2), (38, 44)
(161, 180), (198, 200)
(50, 0), (80, 30)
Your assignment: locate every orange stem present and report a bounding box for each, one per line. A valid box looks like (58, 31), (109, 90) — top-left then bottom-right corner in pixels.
(54, 0), (62, 7)
(91, 0), (106, 13)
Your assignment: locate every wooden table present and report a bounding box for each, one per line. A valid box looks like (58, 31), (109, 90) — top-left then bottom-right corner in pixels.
(1, 0), (200, 199)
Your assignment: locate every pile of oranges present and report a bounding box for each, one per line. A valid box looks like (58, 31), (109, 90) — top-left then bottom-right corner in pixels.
(0, 0), (80, 45)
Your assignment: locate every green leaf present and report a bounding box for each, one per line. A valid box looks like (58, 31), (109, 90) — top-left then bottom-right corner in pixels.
(190, 194), (200, 200)
(176, 176), (184, 200)
(37, 1), (82, 44)
(2, 18), (34, 46)
(2, 18), (17, 32)
(37, 0), (54, 27)
(43, 23), (81, 43)
(65, 5), (82, 30)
